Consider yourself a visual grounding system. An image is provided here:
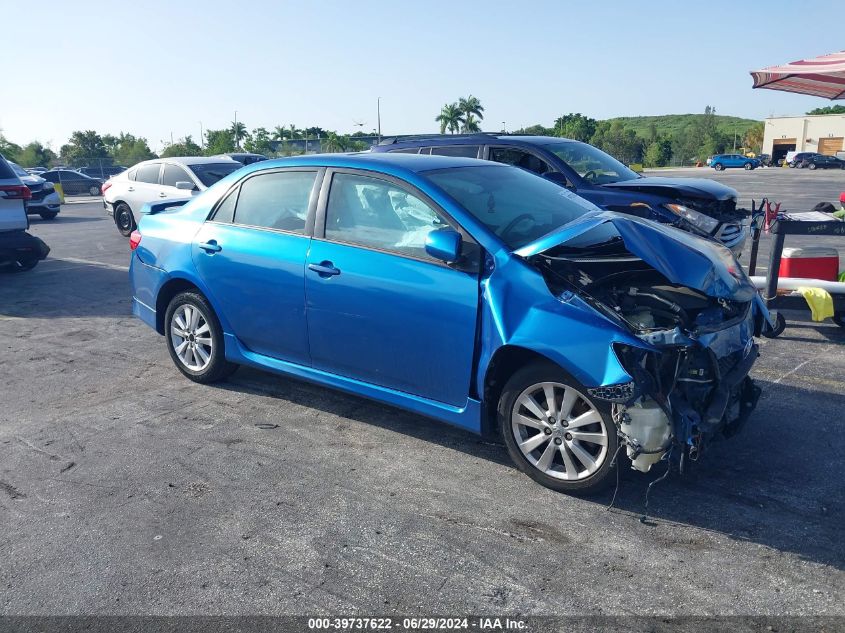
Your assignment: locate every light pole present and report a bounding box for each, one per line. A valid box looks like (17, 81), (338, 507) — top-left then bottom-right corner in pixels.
(199, 121), (204, 149)
(502, 121), (506, 134)
(377, 97), (382, 142)
(234, 110), (238, 150)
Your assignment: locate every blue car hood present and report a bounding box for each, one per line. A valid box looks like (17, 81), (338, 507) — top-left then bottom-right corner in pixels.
(515, 211), (756, 302)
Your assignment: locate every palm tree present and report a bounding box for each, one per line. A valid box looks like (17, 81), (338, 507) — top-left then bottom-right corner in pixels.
(230, 121), (248, 149)
(272, 125), (287, 141)
(458, 95), (484, 128)
(461, 113), (481, 133)
(323, 132), (347, 153)
(435, 103), (464, 134)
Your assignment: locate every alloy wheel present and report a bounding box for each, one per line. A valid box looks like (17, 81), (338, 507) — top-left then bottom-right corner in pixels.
(170, 304), (213, 371)
(510, 382), (609, 481)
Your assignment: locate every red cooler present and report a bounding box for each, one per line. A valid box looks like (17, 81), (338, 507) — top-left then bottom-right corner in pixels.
(778, 247), (840, 281)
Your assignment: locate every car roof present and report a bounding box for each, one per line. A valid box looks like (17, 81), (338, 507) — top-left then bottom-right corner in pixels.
(241, 152), (494, 175)
(377, 134), (583, 149)
(134, 156), (240, 167)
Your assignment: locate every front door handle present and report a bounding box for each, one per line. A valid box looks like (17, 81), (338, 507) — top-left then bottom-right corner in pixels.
(199, 240), (222, 253)
(159, 192), (167, 197)
(127, 187), (135, 192)
(308, 261), (341, 277)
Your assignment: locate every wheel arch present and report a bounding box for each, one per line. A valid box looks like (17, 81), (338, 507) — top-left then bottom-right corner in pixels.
(155, 277), (204, 334)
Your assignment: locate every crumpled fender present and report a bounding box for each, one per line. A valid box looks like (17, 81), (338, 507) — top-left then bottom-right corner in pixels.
(476, 253), (655, 394)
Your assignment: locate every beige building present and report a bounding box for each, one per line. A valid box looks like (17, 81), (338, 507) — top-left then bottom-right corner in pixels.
(763, 113), (845, 163)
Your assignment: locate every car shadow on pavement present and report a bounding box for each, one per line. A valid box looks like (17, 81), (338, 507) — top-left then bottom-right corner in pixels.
(220, 370), (844, 571)
(0, 263), (131, 319)
(30, 216), (106, 225)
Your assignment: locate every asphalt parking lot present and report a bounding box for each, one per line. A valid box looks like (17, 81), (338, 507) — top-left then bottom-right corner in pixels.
(1, 169), (843, 617)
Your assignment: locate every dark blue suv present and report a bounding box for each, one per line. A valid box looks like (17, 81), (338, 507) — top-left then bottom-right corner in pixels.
(372, 134), (747, 255)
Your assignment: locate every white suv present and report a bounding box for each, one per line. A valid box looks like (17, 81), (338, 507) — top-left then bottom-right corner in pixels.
(0, 153), (50, 270)
(103, 157), (243, 236)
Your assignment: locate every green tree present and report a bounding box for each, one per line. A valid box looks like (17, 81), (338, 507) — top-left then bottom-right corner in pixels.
(229, 121), (248, 149)
(590, 120), (644, 165)
(60, 130), (110, 166)
(0, 135), (23, 162)
(17, 142), (57, 168)
(435, 103), (464, 134)
(111, 133), (156, 165)
(554, 113), (597, 142)
(161, 135), (203, 158)
(744, 121), (764, 154)
(644, 138), (673, 167)
(244, 127), (274, 155)
(272, 125), (287, 141)
(462, 113), (481, 133)
(323, 132), (347, 153)
(458, 95), (484, 127)
(204, 129), (236, 155)
(807, 105), (845, 115)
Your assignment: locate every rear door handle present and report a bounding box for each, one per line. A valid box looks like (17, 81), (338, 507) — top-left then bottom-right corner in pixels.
(199, 240), (222, 253)
(159, 192), (167, 197)
(308, 261), (341, 277)
(127, 187), (135, 192)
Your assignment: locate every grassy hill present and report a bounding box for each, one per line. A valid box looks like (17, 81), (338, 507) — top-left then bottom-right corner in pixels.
(605, 114), (760, 139)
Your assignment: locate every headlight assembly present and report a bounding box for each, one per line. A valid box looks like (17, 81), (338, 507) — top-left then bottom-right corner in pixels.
(664, 203), (719, 234)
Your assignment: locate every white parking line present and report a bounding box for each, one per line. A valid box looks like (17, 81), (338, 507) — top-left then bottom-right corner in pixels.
(39, 257), (129, 272)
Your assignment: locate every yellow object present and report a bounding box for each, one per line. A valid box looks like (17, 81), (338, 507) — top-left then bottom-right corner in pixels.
(629, 163), (643, 173)
(796, 287), (835, 322)
(53, 183), (65, 203)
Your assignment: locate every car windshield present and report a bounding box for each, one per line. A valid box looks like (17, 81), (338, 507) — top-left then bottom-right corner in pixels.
(542, 142), (640, 184)
(188, 162), (243, 187)
(425, 165), (602, 249)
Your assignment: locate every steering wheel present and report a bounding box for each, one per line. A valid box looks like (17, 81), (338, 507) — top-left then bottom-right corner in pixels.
(499, 213), (536, 241)
(582, 170), (598, 181)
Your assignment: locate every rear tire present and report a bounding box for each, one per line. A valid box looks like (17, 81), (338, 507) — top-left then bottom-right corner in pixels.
(498, 361), (618, 495)
(89, 185), (101, 196)
(713, 163), (724, 171)
(164, 291), (237, 384)
(763, 312), (787, 338)
(114, 202), (135, 237)
(809, 163), (817, 170)
(39, 211), (58, 220)
(744, 162), (752, 170)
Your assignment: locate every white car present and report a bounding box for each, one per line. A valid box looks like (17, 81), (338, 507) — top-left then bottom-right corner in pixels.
(8, 160), (62, 220)
(103, 157), (243, 236)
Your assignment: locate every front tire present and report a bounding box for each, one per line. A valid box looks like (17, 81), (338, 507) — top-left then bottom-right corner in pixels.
(89, 185), (101, 196)
(713, 163), (724, 171)
(114, 202), (136, 237)
(498, 362), (618, 495)
(744, 162), (752, 170)
(164, 291), (237, 384)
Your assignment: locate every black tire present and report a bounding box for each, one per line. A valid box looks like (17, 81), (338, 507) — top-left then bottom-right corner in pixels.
(833, 312), (845, 328)
(763, 312), (787, 338)
(713, 163), (724, 171)
(498, 361), (619, 495)
(89, 184), (101, 196)
(114, 202), (136, 237)
(744, 162), (752, 170)
(39, 211), (58, 220)
(8, 257), (39, 272)
(808, 163), (817, 170)
(164, 291), (237, 384)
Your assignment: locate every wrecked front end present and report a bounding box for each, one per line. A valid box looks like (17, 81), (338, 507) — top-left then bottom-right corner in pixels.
(519, 212), (768, 473)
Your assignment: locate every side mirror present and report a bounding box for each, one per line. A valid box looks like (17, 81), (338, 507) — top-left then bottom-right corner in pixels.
(425, 228), (462, 263)
(175, 181), (195, 190)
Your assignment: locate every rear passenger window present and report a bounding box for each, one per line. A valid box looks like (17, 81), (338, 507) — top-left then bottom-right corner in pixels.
(429, 145), (480, 158)
(127, 169), (137, 182)
(389, 148), (421, 154)
(211, 189), (238, 223)
(136, 163), (161, 184)
(233, 170), (316, 233)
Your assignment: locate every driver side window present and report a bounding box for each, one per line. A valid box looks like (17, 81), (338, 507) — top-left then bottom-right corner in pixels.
(489, 147), (552, 176)
(324, 173), (449, 261)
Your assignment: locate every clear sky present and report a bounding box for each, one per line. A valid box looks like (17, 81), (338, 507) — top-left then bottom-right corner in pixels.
(2, 0), (844, 151)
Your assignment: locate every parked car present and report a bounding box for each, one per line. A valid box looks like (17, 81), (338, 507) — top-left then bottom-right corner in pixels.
(40, 169), (103, 196)
(25, 166), (48, 175)
(785, 151), (818, 167)
(129, 153), (768, 494)
(798, 154), (845, 170)
(709, 154), (760, 171)
(372, 134), (748, 256)
(104, 157), (244, 236)
(757, 153), (772, 167)
(213, 152), (268, 165)
(0, 153), (50, 271)
(78, 165), (127, 179)
(8, 160), (61, 220)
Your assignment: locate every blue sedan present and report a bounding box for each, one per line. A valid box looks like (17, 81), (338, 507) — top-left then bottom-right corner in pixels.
(130, 153), (768, 494)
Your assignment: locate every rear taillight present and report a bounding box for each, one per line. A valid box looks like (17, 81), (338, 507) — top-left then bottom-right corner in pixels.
(101, 181), (112, 194)
(129, 230), (142, 251)
(0, 184), (32, 200)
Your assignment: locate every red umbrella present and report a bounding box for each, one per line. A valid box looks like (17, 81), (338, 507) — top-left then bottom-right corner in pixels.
(751, 51), (845, 99)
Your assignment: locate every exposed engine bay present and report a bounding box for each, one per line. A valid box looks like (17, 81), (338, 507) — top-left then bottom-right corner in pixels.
(532, 235), (764, 474)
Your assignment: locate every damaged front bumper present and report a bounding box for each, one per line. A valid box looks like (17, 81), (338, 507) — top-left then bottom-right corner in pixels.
(603, 302), (764, 473)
